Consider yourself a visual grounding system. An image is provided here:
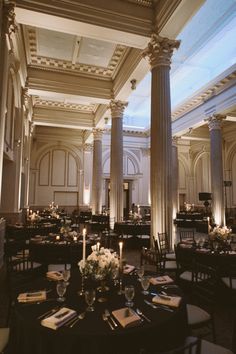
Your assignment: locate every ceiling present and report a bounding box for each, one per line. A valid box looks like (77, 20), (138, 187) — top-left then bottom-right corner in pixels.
(13, 0), (236, 140)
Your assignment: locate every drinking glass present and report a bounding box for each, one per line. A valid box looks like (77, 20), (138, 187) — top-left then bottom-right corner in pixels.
(62, 269), (71, 285)
(141, 276), (150, 295)
(56, 281), (67, 302)
(111, 267), (119, 286)
(136, 265), (144, 281)
(199, 237), (205, 249)
(124, 285), (135, 307)
(85, 289), (96, 312)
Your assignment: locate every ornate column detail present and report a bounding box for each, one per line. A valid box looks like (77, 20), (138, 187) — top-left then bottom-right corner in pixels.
(109, 100), (128, 226)
(92, 129), (103, 215)
(206, 114), (226, 226)
(143, 34), (180, 248)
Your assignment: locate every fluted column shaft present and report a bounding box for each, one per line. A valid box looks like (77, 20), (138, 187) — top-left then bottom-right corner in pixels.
(207, 114), (225, 226)
(143, 34), (180, 246)
(0, 3), (16, 205)
(172, 137), (179, 244)
(109, 100), (127, 226)
(92, 129), (103, 214)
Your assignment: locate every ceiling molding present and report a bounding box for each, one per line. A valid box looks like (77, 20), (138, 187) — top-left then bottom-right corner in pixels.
(27, 66), (113, 100)
(33, 97), (98, 113)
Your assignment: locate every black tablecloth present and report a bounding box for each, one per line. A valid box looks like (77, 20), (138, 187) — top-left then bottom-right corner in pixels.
(114, 223), (150, 237)
(8, 269), (188, 354)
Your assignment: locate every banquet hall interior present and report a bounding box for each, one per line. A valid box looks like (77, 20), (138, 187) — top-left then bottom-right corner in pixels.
(0, 0), (236, 353)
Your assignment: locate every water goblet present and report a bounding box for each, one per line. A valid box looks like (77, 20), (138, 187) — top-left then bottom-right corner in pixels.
(62, 269), (71, 285)
(140, 276), (150, 295)
(111, 267), (119, 287)
(199, 237), (204, 249)
(124, 285), (135, 308)
(56, 281), (67, 302)
(85, 289), (96, 312)
(136, 265), (144, 282)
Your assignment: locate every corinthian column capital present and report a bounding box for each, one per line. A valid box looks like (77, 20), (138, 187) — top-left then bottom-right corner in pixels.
(206, 114), (226, 131)
(142, 33), (180, 69)
(93, 129), (103, 141)
(172, 136), (179, 146)
(109, 100), (128, 119)
(3, 3), (17, 36)
(83, 143), (93, 152)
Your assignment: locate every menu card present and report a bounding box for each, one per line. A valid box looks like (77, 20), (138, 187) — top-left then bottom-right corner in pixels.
(112, 308), (141, 328)
(149, 275), (174, 285)
(152, 294), (182, 308)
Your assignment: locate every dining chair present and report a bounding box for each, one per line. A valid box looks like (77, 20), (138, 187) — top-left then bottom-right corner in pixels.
(140, 240), (163, 274)
(156, 336), (201, 354)
(179, 229), (195, 243)
(174, 244), (195, 286)
(157, 232), (176, 260)
(0, 328), (10, 354)
(186, 262), (218, 342)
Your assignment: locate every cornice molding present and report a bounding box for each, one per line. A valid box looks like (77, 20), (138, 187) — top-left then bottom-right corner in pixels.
(172, 69), (236, 121)
(33, 97), (98, 113)
(154, 0), (182, 33)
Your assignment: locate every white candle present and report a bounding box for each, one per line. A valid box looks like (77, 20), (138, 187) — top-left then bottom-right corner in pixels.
(82, 228), (86, 263)
(119, 241), (123, 268)
(207, 217), (210, 234)
(73, 236), (77, 242)
(56, 235), (60, 241)
(96, 242), (100, 251)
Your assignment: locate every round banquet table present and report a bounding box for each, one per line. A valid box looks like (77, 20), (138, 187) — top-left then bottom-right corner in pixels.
(8, 269), (188, 354)
(114, 222), (150, 237)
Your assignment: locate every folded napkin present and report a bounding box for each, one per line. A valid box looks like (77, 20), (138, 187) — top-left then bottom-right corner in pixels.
(46, 271), (63, 281)
(112, 308), (141, 328)
(123, 264), (135, 274)
(41, 307), (77, 330)
(196, 248), (210, 253)
(152, 294), (182, 308)
(228, 251), (236, 255)
(149, 275), (174, 285)
(17, 290), (46, 303)
(179, 243), (192, 248)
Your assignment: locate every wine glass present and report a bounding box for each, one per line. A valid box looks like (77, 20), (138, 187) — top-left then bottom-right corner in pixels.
(124, 285), (135, 307)
(199, 237), (205, 249)
(56, 281), (67, 302)
(111, 267), (119, 287)
(136, 265), (144, 281)
(62, 269), (71, 285)
(85, 289), (96, 312)
(140, 276), (150, 295)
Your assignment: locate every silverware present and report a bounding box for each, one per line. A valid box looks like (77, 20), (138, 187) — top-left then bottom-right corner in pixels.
(144, 299), (174, 312)
(102, 313), (115, 330)
(37, 307), (59, 320)
(70, 312), (85, 328)
(136, 308), (151, 322)
(144, 299), (158, 309)
(104, 309), (118, 328)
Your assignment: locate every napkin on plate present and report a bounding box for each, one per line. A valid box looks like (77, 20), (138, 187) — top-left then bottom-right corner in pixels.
(17, 290), (46, 303)
(152, 294), (182, 308)
(149, 275), (174, 285)
(41, 307), (77, 330)
(123, 264), (135, 274)
(112, 308), (141, 328)
(46, 271), (63, 281)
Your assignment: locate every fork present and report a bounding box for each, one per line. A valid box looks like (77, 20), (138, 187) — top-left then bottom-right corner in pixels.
(136, 308), (151, 322)
(102, 313), (115, 330)
(104, 309), (118, 328)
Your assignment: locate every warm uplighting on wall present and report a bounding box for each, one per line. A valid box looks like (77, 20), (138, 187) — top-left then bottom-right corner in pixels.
(83, 185), (90, 205)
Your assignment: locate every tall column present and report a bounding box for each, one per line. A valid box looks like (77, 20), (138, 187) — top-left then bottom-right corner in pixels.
(143, 34), (180, 246)
(109, 100), (128, 226)
(92, 129), (103, 215)
(0, 3), (16, 205)
(172, 137), (179, 247)
(83, 144), (93, 207)
(207, 114), (225, 226)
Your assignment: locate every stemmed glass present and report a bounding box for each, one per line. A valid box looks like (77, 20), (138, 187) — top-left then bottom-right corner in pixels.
(62, 269), (71, 285)
(136, 265), (144, 282)
(124, 285), (135, 308)
(85, 289), (96, 312)
(56, 281), (67, 302)
(140, 276), (150, 295)
(111, 267), (119, 287)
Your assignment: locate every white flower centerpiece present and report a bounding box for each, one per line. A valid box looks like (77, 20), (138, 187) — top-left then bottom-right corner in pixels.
(209, 225), (232, 242)
(78, 246), (119, 281)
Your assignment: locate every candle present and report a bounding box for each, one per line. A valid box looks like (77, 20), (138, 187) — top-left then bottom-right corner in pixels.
(96, 242), (100, 251)
(207, 217), (210, 234)
(73, 236), (77, 242)
(30, 209), (32, 215)
(56, 235), (60, 241)
(119, 241), (123, 268)
(82, 228), (86, 263)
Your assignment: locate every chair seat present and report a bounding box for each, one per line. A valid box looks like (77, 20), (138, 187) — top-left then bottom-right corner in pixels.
(179, 270), (193, 282)
(185, 336), (233, 354)
(221, 277), (236, 290)
(187, 304), (211, 326)
(166, 253), (176, 260)
(164, 261), (177, 270)
(0, 328), (10, 352)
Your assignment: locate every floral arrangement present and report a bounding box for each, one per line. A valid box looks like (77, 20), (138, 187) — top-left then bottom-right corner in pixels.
(60, 219), (71, 235)
(78, 247), (119, 280)
(209, 225), (232, 241)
